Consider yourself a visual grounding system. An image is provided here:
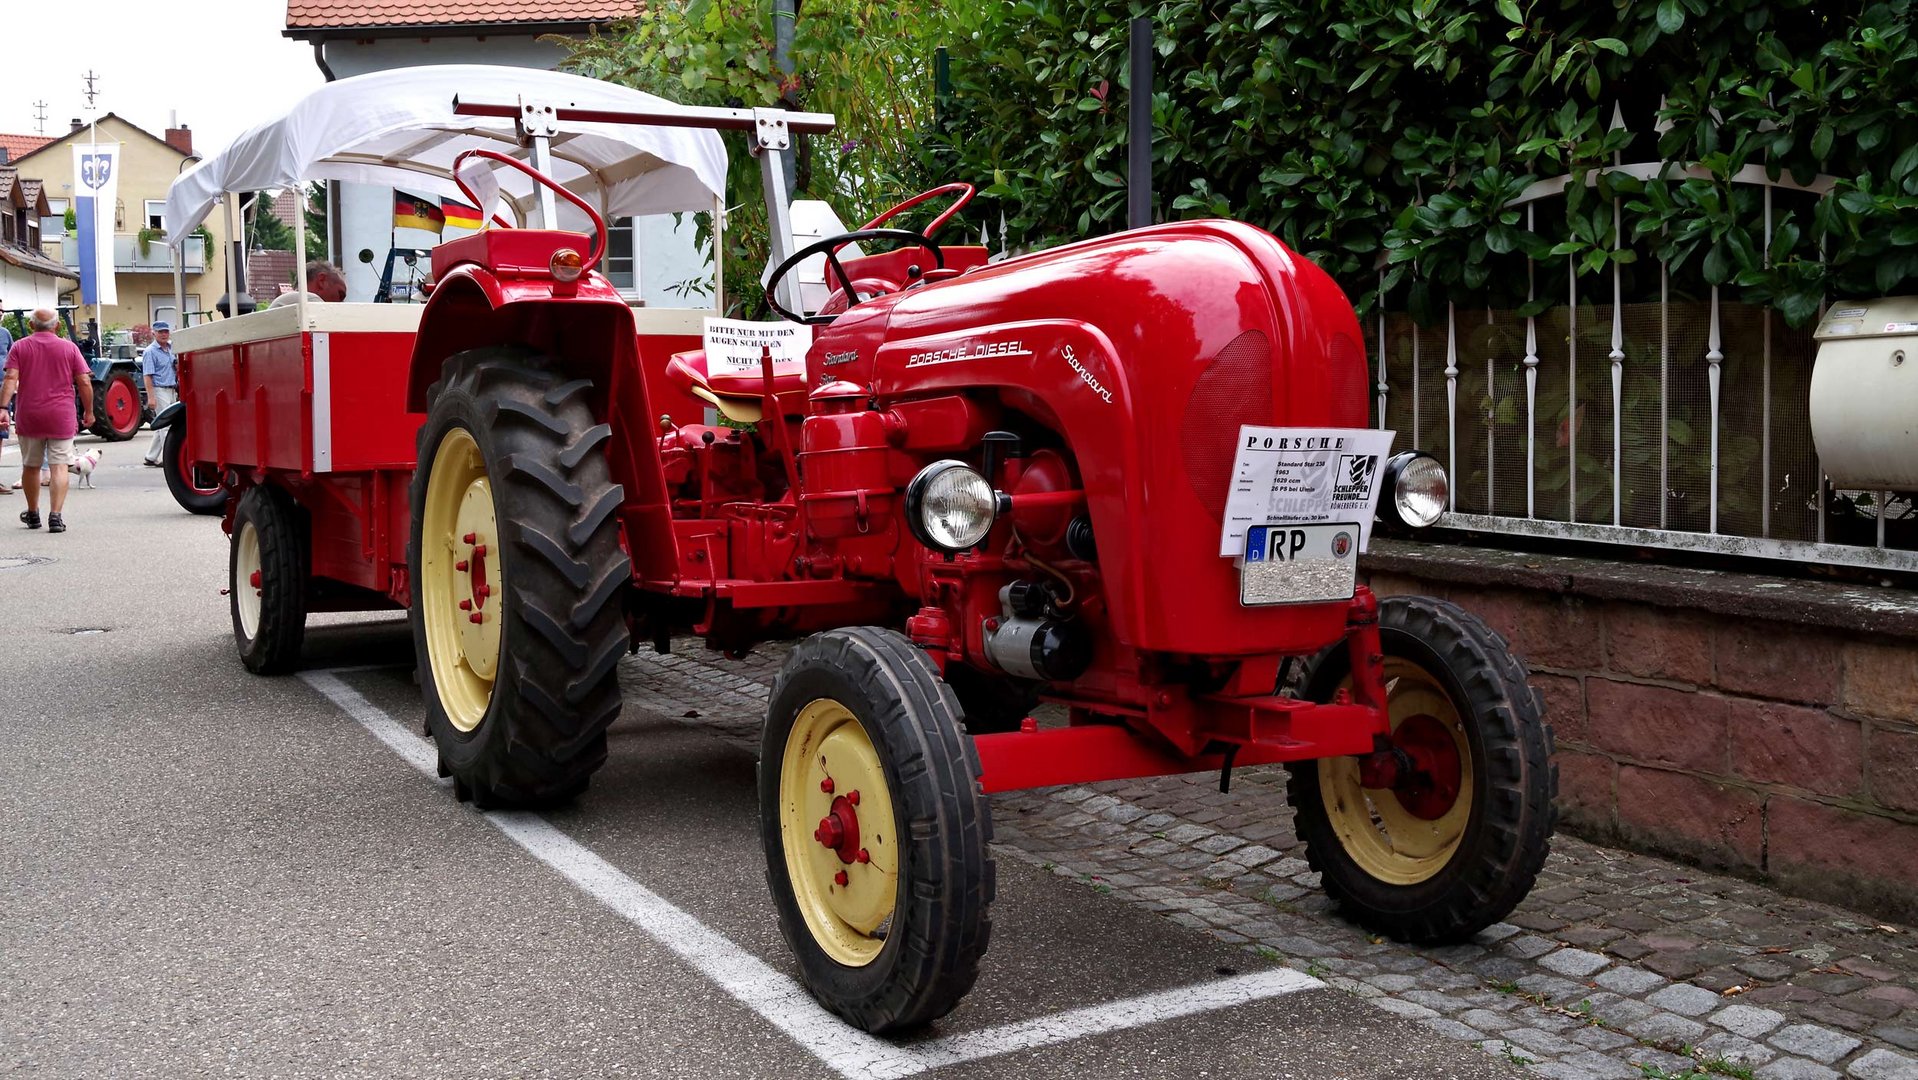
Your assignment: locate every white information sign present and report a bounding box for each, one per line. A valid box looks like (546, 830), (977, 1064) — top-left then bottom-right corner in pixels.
(702, 318), (814, 376)
(1218, 427), (1398, 557)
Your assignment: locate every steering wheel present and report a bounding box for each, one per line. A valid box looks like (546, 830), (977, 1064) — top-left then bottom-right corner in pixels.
(857, 182), (974, 239)
(764, 228), (944, 325)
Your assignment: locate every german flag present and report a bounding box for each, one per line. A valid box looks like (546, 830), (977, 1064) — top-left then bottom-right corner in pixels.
(393, 190), (445, 233)
(442, 197), (483, 230)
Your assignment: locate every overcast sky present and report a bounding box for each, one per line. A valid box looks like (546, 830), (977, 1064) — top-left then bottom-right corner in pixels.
(3, 0), (325, 156)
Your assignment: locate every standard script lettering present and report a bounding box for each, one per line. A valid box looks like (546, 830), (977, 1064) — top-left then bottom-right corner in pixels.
(905, 340), (1030, 366)
(1062, 345), (1113, 404)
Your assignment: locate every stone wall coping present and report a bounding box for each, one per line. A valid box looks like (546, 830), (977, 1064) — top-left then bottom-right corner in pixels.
(1365, 539), (1918, 641)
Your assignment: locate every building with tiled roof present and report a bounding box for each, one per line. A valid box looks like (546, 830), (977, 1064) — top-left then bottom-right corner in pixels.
(9, 114), (229, 327)
(0, 133), (52, 165)
(286, 0), (639, 33)
(246, 249), (299, 306)
(0, 166), (80, 311)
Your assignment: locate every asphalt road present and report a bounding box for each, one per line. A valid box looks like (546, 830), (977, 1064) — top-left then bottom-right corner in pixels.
(0, 438), (1524, 1079)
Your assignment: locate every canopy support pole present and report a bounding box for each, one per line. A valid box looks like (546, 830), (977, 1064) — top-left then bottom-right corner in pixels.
(754, 109), (799, 317)
(295, 193), (309, 324)
(223, 196), (240, 319)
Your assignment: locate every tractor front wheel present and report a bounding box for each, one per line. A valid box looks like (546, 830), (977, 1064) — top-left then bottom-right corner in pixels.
(230, 484), (309, 674)
(408, 347), (629, 808)
(1287, 594), (1556, 943)
(760, 627), (994, 1032)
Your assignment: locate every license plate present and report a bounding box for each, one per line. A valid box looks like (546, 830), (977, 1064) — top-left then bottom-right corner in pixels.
(1239, 522), (1359, 606)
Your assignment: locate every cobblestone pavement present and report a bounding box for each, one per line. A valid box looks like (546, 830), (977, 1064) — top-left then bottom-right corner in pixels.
(620, 641), (1918, 1080)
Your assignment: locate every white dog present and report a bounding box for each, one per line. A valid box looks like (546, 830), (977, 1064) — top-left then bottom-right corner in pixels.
(43, 448), (103, 489)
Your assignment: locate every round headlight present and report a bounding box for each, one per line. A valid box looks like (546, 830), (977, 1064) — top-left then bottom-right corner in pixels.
(906, 460), (998, 552)
(1388, 453), (1449, 528)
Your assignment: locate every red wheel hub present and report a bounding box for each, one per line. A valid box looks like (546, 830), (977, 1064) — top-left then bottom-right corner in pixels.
(813, 793), (863, 864)
(1386, 714), (1463, 820)
(105, 378), (138, 433)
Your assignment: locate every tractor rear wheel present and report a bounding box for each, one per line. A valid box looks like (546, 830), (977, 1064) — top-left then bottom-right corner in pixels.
(93, 372), (142, 440)
(760, 627), (994, 1032)
(230, 484), (309, 675)
(408, 347), (629, 808)
(1286, 594), (1556, 943)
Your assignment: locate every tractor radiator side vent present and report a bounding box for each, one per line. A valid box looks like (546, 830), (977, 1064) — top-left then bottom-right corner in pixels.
(1181, 329), (1274, 519)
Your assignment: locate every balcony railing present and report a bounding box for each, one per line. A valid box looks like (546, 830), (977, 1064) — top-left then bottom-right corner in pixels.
(52, 233), (207, 274)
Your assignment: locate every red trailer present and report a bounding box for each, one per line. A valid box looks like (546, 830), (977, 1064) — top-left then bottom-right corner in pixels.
(163, 66), (1556, 1035)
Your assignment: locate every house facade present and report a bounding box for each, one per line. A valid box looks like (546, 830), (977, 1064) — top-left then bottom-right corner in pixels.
(13, 115), (231, 330)
(0, 165), (80, 312)
(284, 0), (708, 308)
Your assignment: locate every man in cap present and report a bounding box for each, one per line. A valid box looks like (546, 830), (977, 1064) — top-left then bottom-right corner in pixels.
(141, 321), (177, 467)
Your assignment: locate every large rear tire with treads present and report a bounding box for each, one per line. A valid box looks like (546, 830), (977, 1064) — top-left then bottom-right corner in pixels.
(408, 346), (630, 808)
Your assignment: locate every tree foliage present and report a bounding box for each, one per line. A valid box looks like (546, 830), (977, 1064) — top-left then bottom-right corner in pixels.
(561, 0), (948, 313)
(925, 0), (1918, 325)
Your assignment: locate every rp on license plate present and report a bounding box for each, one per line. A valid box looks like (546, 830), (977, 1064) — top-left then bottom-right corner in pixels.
(1239, 522), (1359, 606)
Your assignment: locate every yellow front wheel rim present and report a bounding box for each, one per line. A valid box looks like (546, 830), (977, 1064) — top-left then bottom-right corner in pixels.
(420, 427), (504, 733)
(1318, 658), (1474, 886)
(779, 699), (899, 967)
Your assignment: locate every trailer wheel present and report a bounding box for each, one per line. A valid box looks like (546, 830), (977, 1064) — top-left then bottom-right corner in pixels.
(230, 484), (308, 675)
(760, 627), (994, 1032)
(1287, 595), (1556, 943)
(163, 417), (225, 515)
(409, 347), (629, 808)
(93, 372), (142, 440)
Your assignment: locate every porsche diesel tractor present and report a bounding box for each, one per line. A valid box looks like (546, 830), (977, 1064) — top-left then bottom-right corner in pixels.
(164, 66), (1555, 1034)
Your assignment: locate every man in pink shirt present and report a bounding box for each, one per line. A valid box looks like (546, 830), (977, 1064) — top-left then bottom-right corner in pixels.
(0, 309), (94, 533)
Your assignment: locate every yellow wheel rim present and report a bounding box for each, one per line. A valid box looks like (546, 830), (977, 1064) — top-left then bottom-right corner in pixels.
(778, 699), (899, 967)
(235, 520), (262, 641)
(1318, 658), (1474, 886)
(420, 427), (504, 733)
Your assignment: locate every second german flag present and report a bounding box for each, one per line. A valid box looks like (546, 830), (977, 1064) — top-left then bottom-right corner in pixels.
(442, 198), (483, 230)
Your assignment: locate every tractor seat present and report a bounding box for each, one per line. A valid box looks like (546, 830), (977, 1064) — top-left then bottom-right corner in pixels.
(664, 349), (809, 424)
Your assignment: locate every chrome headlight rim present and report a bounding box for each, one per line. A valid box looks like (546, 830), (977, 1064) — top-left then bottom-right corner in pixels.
(1382, 451), (1448, 529)
(905, 459), (999, 552)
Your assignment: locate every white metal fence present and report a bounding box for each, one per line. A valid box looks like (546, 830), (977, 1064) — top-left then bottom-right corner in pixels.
(1374, 161), (1918, 574)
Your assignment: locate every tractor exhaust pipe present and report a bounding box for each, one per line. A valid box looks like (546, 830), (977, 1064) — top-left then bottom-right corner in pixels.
(1127, 16), (1153, 230)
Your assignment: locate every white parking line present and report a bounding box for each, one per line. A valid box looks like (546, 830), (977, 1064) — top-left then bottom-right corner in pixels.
(299, 669), (1323, 1078)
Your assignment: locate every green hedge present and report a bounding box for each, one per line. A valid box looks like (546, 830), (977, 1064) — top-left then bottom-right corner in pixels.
(925, 0), (1918, 325)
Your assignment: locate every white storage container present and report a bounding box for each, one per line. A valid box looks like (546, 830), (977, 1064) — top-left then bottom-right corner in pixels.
(1810, 296), (1918, 489)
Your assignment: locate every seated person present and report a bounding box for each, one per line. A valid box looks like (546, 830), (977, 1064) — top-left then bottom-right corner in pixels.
(268, 261), (348, 307)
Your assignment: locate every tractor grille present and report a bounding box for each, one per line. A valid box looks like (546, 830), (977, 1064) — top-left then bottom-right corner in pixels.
(1181, 330), (1274, 519)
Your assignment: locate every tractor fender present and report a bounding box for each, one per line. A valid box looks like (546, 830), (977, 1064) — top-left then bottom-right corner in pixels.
(149, 399), (186, 430)
(409, 264), (679, 581)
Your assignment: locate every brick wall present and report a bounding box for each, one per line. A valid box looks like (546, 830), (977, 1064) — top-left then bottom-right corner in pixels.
(1364, 562), (1918, 924)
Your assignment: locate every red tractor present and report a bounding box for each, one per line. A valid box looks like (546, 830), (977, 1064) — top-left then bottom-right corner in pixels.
(166, 68), (1554, 1034)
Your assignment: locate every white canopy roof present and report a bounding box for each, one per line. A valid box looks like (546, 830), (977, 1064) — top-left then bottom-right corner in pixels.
(163, 64), (728, 244)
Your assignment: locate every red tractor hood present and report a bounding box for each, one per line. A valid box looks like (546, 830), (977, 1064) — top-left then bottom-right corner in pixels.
(823, 219), (1373, 656)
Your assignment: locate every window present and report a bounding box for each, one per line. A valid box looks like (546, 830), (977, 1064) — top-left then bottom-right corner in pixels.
(144, 200), (166, 231)
(604, 217), (637, 293)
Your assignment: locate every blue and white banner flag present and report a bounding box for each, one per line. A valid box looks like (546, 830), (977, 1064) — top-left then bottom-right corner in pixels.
(73, 143), (119, 307)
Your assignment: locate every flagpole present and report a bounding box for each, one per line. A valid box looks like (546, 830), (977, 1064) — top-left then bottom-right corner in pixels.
(88, 93), (98, 338)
